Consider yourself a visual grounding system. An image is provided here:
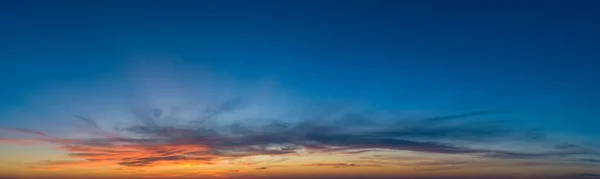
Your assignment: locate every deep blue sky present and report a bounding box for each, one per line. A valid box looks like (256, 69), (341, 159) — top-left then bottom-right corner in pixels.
(1, 0), (599, 136)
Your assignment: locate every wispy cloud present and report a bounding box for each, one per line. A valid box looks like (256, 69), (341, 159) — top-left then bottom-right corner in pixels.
(0, 97), (596, 173)
(565, 173), (600, 178)
(302, 163), (383, 168)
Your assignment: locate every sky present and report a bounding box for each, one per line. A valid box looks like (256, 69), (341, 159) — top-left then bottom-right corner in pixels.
(0, 0), (600, 179)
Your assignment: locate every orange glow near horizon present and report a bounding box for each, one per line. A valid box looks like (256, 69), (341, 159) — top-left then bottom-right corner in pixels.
(3, 141), (597, 179)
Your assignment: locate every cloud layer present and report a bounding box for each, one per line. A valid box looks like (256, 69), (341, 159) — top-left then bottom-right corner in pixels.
(0, 62), (598, 178)
(1, 98), (597, 172)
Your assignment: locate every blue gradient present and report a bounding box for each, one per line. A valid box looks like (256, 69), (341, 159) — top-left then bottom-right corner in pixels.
(1, 0), (599, 139)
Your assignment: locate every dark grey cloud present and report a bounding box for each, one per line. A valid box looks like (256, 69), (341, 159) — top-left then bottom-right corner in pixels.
(0, 127), (49, 137)
(116, 155), (213, 167)
(566, 173), (600, 178)
(577, 158), (600, 163)
(484, 150), (592, 159)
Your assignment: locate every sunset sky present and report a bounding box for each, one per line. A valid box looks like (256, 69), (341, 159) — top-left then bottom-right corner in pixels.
(1, 0), (600, 179)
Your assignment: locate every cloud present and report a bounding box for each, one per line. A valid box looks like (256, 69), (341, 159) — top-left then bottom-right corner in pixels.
(0, 127), (49, 137)
(565, 173), (600, 178)
(577, 158), (600, 163)
(0, 99), (595, 172)
(8, 58), (596, 179)
(484, 150), (595, 159)
(302, 163), (383, 168)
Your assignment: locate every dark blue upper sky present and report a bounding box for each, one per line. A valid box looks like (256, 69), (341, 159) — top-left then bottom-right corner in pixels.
(1, 0), (599, 136)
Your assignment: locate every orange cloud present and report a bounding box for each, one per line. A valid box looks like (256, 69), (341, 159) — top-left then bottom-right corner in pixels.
(302, 163), (383, 168)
